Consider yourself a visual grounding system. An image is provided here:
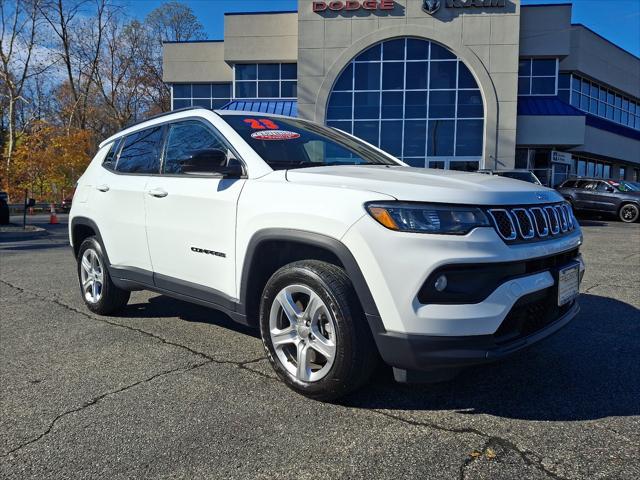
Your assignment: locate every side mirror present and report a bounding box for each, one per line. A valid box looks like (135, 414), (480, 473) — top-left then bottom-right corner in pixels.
(606, 186), (615, 193)
(179, 149), (243, 177)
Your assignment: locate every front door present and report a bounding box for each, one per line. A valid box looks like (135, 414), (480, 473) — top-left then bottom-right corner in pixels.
(144, 119), (246, 301)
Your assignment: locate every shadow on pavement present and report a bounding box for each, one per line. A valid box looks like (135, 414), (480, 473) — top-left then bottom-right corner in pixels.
(123, 294), (259, 338)
(342, 293), (640, 422)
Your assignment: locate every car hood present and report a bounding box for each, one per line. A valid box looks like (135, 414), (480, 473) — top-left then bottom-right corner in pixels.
(285, 165), (563, 205)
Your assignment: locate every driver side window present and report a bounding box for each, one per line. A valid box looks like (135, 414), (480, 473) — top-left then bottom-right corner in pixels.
(163, 120), (231, 174)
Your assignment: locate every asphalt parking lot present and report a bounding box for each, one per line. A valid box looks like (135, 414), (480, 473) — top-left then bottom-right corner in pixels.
(1, 214), (639, 479)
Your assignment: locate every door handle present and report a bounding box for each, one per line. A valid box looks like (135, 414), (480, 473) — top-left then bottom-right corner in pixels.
(147, 188), (168, 198)
(96, 184), (110, 192)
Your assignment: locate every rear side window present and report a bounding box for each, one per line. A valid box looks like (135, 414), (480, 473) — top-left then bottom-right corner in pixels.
(561, 180), (576, 188)
(102, 139), (121, 171)
(575, 180), (591, 189)
(116, 127), (163, 174)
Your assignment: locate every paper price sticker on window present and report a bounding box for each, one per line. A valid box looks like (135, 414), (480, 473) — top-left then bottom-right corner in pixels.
(250, 130), (301, 141)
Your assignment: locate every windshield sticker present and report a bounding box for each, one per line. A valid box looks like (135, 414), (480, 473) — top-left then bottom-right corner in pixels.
(244, 118), (280, 130)
(250, 130), (301, 141)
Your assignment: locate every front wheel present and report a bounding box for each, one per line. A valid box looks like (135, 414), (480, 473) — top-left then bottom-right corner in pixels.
(259, 260), (378, 401)
(77, 237), (130, 315)
(619, 203), (639, 223)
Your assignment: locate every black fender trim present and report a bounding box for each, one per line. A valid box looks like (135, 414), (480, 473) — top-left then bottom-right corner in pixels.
(238, 229), (381, 321)
(70, 217), (110, 262)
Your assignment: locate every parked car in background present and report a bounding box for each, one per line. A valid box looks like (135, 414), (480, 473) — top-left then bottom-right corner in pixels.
(557, 178), (640, 223)
(0, 191), (9, 203)
(477, 169), (542, 185)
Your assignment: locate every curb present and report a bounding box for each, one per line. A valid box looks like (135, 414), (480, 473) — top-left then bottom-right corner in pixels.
(0, 227), (49, 242)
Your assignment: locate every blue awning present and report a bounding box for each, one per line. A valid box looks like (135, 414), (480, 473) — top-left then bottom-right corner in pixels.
(518, 96), (640, 141)
(219, 99), (298, 117)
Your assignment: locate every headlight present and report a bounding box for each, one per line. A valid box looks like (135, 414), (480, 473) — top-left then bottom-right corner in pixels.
(366, 202), (490, 235)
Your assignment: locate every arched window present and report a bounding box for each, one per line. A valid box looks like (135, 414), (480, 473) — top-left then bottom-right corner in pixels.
(326, 38), (484, 170)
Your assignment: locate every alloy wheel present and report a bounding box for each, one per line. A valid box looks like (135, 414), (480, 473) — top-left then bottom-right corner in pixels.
(80, 248), (104, 303)
(269, 284), (337, 383)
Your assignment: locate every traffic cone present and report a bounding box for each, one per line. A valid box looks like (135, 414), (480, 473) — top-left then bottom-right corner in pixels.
(49, 203), (58, 224)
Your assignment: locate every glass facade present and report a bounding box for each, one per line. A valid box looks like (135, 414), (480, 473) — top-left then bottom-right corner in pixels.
(557, 73), (640, 131)
(575, 156), (613, 179)
(518, 58), (558, 96)
(234, 63), (297, 99)
(326, 38), (484, 169)
(172, 83), (232, 110)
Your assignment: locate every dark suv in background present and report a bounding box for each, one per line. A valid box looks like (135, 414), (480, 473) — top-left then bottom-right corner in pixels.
(557, 178), (640, 223)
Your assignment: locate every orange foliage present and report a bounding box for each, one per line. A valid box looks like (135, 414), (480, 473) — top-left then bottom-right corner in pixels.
(9, 122), (93, 202)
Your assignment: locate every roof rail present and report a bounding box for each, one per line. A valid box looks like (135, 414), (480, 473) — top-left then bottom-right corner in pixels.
(124, 106), (209, 129)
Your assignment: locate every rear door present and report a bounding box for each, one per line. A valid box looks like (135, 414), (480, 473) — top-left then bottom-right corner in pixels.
(144, 119), (246, 301)
(593, 181), (619, 212)
(91, 127), (163, 273)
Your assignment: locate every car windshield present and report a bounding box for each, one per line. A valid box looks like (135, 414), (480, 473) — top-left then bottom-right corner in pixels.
(220, 114), (399, 170)
(610, 180), (640, 192)
(498, 171), (538, 184)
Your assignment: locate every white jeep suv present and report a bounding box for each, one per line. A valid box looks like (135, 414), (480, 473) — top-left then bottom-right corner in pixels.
(70, 108), (585, 400)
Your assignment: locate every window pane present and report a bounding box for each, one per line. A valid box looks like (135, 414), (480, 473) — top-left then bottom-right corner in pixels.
(212, 83), (231, 98)
(236, 64), (257, 80)
(531, 77), (555, 94)
(236, 82), (256, 98)
(405, 158), (426, 168)
(532, 59), (556, 76)
(450, 160), (479, 172)
(603, 164), (611, 178)
(327, 92), (352, 120)
(589, 98), (598, 114)
(281, 81), (297, 98)
(518, 77), (531, 95)
(406, 39), (429, 60)
(458, 90), (483, 118)
(429, 90), (456, 118)
(334, 64), (353, 91)
(405, 91), (427, 118)
(173, 84), (191, 98)
(173, 99), (191, 109)
(580, 95), (589, 110)
(258, 63), (279, 80)
(403, 120), (426, 156)
(430, 61), (457, 89)
(558, 90), (570, 103)
(164, 121), (227, 174)
(587, 162), (595, 176)
(622, 98), (629, 111)
(355, 62), (381, 90)
(595, 163), (603, 177)
(614, 109), (621, 122)
(458, 62), (478, 89)
(518, 59), (531, 76)
(607, 91), (614, 104)
(211, 99), (229, 109)
(427, 120), (454, 156)
(599, 88), (607, 101)
(281, 63), (297, 80)
(606, 105), (614, 119)
(572, 76), (581, 91)
(192, 84), (211, 98)
(431, 43), (456, 60)
(192, 98), (211, 108)
(353, 120), (379, 144)
(455, 120), (483, 156)
(571, 90), (580, 107)
(598, 102), (606, 117)
(380, 120), (403, 156)
(622, 111), (629, 125)
(382, 62), (405, 90)
(558, 73), (570, 89)
(577, 160), (586, 176)
(117, 127), (163, 174)
(258, 81), (279, 97)
(590, 83), (599, 98)
(405, 62), (428, 89)
(354, 92), (380, 119)
(355, 44), (381, 61)
(581, 79), (590, 94)
(381, 92), (403, 118)
(383, 38), (405, 60)
(615, 95), (622, 108)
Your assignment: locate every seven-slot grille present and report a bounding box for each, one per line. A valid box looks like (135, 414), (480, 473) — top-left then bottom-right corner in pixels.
(488, 203), (575, 243)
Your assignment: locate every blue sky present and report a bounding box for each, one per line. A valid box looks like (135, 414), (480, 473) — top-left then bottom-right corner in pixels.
(120, 0), (640, 57)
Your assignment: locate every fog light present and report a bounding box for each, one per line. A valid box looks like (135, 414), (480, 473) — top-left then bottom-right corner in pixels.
(434, 274), (448, 292)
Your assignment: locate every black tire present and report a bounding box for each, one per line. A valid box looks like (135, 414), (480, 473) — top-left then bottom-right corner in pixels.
(259, 260), (378, 401)
(77, 236), (130, 315)
(619, 203), (639, 223)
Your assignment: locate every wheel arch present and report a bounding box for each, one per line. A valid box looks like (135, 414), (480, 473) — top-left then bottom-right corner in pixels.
(70, 217), (109, 263)
(238, 229), (381, 328)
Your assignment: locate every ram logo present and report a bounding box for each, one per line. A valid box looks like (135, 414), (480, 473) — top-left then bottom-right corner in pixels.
(423, 0), (441, 14)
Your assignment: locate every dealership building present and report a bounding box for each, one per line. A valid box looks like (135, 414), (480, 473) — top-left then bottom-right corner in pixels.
(162, 1), (640, 186)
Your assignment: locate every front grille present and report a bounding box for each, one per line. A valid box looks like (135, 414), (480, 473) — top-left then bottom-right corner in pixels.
(494, 287), (574, 343)
(488, 203), (575, 243)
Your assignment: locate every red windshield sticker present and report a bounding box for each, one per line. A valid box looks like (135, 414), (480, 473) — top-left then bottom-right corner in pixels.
(250, 130), (300, 141)
(244, 118), (280, 130)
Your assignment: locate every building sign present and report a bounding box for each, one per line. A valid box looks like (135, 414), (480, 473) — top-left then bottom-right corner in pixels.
(312, 0), (394, 12)
(551, 151), (573, 165)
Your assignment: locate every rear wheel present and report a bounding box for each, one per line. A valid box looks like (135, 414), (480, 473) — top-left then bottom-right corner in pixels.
(259, 260), (378, 401)
(619, 203), (639, 223)
(77, 237), (130, 315)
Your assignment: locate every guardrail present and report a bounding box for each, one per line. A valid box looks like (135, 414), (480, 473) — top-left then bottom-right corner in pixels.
(7, 203), (69, 215)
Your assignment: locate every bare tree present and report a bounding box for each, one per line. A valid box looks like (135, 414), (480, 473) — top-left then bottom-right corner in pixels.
(0, 0), (47, 186)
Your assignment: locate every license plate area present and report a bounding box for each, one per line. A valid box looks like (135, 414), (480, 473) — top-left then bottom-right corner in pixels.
(557, 262), (580, 306)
